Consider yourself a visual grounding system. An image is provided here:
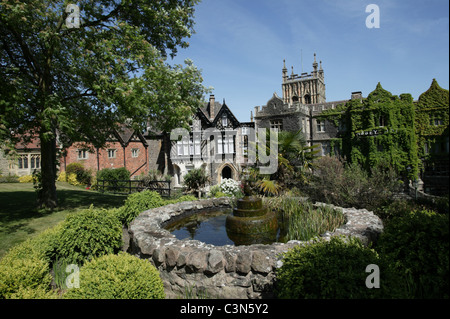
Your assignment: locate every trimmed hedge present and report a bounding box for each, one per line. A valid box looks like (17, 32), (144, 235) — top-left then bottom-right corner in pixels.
(54, 206), (123, 265)
(63, 252), (165, 299)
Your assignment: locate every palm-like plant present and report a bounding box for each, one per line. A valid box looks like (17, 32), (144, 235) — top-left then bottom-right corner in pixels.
(247, 129), (320, 194)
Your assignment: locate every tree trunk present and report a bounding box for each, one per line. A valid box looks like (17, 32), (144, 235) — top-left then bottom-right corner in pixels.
(38, 128), (58, 209)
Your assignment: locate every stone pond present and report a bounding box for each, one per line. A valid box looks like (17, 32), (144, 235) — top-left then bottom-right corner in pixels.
(126, 197), (384, 299)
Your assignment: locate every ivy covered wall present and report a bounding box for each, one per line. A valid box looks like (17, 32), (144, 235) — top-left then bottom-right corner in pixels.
(414, 79), (449, 168)
(318, 82), (420, 180)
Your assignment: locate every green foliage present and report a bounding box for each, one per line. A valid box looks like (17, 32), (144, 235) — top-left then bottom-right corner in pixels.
(165, 194), (198, 204)
(276, 236), (405, 299)
(182, 168), (209, 194)
(318, 83), (420, 179)
(96, 167), (131, 192)
(0, 0), (208, 208)
(115, 190), (165, 225)
(54, 206), (123, 265)
(96, 167), (131, 182)
(265, 197), (345, 241)
(306, 156), (403, 211)
(66, 162), (92, 185)
(0, 236), (54, 299)
(63, 252), (165, 299)
(376, 209), (449, 298)
(414, 79), (449, 171)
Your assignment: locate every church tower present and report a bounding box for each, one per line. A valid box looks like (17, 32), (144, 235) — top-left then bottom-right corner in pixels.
(282, 53), (326, 106)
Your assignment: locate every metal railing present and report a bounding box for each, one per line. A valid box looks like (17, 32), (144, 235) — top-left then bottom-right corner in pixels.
(97, 179), (171, 197)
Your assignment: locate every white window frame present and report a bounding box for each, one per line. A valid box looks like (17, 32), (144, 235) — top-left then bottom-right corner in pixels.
(108, 149), (116, 159)
(77, 149), (88, 160)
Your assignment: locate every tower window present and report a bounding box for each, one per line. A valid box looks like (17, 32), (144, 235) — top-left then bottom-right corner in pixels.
(292, 96), (299, 103)
(270, 120), (283, 131)
(304, 94), (311, 104)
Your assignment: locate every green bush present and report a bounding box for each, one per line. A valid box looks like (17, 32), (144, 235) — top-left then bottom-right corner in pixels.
(376, 209), (449, 298)
(0, 240), (53, 299)
(63, 252), (165, 299)
(66, 162), (92, 185)
(54, 206), (123, 265)
(96, 167), (131, 192)
(116, 190), (165, 225)
(306, 156), (402, 211)
(182, 168), (209, 195)
(275, 236), (405, 299)
(165, 194), (198, 204)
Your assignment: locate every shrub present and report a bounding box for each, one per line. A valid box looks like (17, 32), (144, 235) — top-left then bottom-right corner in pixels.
(182, 168), (209, 195)
(54, 206), (123, 265)
(275, 236), (405, 299)
(18, 174), (34, 183)
(66, 162), (92, 185)
(0, 238), (54, 299)
(96, 167), (131, 192)
(63, 252), (165, 299)
(115, 190), (165, 226)
(165, 194), (198, 204)
(219, 178), (243, 197)
(66, 173), (80, 186)
(57, 171), (67, 182)
(376, 209), (449, 298)
(306, 156), (402, 211)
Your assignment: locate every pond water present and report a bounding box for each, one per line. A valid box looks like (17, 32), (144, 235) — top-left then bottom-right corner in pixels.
(165, 208), (286, 246)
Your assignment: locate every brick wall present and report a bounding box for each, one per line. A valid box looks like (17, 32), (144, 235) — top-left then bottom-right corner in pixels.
(61, 141), (148, 178)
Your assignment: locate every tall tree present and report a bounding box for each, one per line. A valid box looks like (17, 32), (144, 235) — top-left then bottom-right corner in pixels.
(1, 0), (207, 208)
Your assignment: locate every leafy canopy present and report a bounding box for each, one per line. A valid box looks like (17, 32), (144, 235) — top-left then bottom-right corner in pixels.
(0, 0), (207, 147)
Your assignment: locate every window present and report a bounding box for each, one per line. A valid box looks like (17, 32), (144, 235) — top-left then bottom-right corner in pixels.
(131, 148), (139, 158)
(217, 134), (235, 154)
(321, 143), (331, 156)
(30, 154), (41, 169)
(222, 115), (228, 127)
(378, 116), (386, 127)
(304, 94), (311, 104)
(316, 120), (325, 132)
(430, 115), (443, 126)
(176, 137), (201, 156)
(270, 120), (283, 131)
(18, 155), (28, 169)
(77, 150), (88, 160)
(108, 149), (116, 158)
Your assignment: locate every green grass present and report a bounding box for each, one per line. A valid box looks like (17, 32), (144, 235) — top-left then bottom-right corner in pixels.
(0, 182), (127, 258)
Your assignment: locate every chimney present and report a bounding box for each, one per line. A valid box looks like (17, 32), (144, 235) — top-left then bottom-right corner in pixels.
(209, 95), (215, 120)
(351, 91), (363, 101)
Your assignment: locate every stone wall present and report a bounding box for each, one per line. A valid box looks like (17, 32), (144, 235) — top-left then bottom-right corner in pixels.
(127, 198), (383, 299)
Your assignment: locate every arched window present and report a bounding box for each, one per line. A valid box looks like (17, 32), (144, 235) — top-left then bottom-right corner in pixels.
(304, 94), (311, 104)
(292, 96), (299, 103)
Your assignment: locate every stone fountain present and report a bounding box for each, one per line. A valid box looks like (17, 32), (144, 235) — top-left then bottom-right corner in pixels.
(225, 180), (278, 245)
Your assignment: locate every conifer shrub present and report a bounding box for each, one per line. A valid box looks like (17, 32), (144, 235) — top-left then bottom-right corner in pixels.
(63, 252), (165, 299)
(275, 236), (405, 299)
(54, 206), (123, 265)
(0, 239), (53, 299)
(115, 190), (165, 225)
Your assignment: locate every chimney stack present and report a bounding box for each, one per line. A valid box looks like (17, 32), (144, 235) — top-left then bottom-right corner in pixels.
(209, 95), (215, 120)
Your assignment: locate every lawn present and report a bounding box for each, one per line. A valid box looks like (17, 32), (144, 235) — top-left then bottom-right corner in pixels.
(0, 182), (127, 258)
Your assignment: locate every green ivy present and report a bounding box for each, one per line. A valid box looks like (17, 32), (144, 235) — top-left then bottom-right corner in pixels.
(318, 80), (448, 180)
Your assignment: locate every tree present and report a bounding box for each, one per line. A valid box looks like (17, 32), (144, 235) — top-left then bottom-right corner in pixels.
(1, 0), (207, 208)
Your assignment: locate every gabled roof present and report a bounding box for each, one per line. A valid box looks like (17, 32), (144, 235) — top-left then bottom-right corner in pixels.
(113, 125), (148, 147)
(212, 102), (240, 128)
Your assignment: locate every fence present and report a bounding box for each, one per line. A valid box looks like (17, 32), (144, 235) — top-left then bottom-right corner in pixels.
(97, 179), (171, 197)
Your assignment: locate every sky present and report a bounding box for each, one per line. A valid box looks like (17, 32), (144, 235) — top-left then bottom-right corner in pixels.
(169, 0), (449, 122)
